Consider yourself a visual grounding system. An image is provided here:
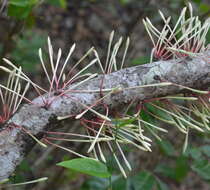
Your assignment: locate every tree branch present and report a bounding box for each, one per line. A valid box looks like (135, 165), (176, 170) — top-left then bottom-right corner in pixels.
(0, 50), (210, 180)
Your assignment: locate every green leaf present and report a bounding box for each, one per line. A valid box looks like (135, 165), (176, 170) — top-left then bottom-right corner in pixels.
(199, 3), (210, 13)
(131, 171), (156, 190)
(57, 158), (111, 178)
(8, 0), (38, 19)
(9, 0), (33, 6)
(25, 13), (36, 28)
(155, 156), (189, 182)
(191, 159), (210, 180)
(81, 175), (122, 190)
(59, 0), (67, 8)
(188, 147), (203, 160)
(200, 145), (210, 157)
(174, 156), (189, 182)
(119, 0), (131, 5)
(112, 177), (127, 190)
(11, 31), (46, 72)
(206, 30), (210, 44)
(140, 109), (154, 123)
(81, 177), (109, 190)
(8, 4), (32, 19)
(145, 103), (173, 122)
(155, 178), (169, 190)
(131, 56), (150, 65)
(113, 117), (136, 128)
(19, 160), (31, 172)
(192, 0), (201, 4)
(155, 163), (176, 179)
(157, 140), (176, 156)
(46, 0), (67, 9)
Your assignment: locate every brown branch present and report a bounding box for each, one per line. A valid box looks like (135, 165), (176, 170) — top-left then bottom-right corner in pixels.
(0, 51), (210, 180)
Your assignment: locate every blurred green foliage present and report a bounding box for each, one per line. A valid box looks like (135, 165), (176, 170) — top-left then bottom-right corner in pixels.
(131, 56), (150, 65)
(8, 0), (67, 19)
(57, 158), (111, 178)
(8, 0), (39, 19)
(78, 141), (210, 190)
(81, 171), (167, 190)
(10, 31), (46, 72)
(46, 0), (67, 9)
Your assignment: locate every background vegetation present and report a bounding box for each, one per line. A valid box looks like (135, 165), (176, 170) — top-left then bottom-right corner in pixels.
(0, 0), (210, 189)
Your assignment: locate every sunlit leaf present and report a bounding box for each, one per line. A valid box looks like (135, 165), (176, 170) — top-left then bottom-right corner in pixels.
(57, 158), (111, 178)
(8, 0), (38, 19)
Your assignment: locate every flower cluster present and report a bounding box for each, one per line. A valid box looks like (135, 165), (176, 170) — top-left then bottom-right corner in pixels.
(0, 67), (29, 124)
(143, 3), (210, 62)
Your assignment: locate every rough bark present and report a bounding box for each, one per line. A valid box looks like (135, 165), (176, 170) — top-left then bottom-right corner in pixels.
(0, 51), (210, 180)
